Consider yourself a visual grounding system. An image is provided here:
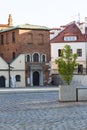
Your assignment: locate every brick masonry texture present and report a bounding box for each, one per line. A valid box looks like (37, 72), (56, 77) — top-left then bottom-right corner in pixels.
(0, 26), (51, 86)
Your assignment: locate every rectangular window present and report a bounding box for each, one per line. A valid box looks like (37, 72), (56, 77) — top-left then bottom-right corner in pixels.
(1, 35), (4, 44)
(77, 49), (82, 57)
(6, 33), (9, 44)
(16, 75), (21, 82)
(58, 49), (62, 57)
(38, 34), (44, 45)
(12, 32), (15, 42)
(64, 36), (77, 41)
(28, 33), (33, 44)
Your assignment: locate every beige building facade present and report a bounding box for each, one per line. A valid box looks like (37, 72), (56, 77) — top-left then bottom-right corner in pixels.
(0, 54), (25, 88)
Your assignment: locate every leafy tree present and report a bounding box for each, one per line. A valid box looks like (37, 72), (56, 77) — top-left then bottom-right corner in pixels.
(56, 45), (78, 85)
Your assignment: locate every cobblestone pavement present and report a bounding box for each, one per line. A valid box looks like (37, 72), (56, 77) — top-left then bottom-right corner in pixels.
(0, 90), (87, 130)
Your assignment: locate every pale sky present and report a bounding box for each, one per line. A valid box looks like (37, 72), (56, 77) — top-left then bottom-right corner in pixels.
(0, 0), (87, 28)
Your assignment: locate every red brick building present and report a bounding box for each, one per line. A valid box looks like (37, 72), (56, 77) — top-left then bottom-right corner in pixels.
(0, 15), (51, 86)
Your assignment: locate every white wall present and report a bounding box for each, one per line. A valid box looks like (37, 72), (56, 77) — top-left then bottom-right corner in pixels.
(0, 54), (26, 88)
(72, 75), (87, 87)
(0, 57), (8, 69)
(51, 42), (86, 69)
(11, 54), (25, 70)
(10, 71), (25, 87)
(10, 54), (25, 87)
(0, 57), (9, 87)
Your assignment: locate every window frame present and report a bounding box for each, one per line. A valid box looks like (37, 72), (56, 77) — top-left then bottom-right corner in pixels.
(26, 54), (31, 62)
(12, 32), (15, 43)
(1, 35), (4, 45)
(41, 54), (46, 62)
(33, 52), (40, 62)
(15, 75), (21, 82)
(77, 49), (82, 57)
(64, 36), (77, 41)
(58, 49), (62, 57)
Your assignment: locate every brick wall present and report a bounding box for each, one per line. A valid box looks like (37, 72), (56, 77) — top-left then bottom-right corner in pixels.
(0, 28), (51, 86)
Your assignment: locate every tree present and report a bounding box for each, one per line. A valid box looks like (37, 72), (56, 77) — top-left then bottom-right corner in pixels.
(56, 45), (78, 85)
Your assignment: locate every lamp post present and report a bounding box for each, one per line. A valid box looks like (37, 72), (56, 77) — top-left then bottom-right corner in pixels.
(8, 63), (14, 88)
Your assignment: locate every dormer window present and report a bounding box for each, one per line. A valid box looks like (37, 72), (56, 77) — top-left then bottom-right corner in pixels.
(64, 36), (77, 41)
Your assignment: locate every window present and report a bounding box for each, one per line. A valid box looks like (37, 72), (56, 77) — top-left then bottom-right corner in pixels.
(6, 33), (9, 44)
(12, 32), (15, 42)
(33, 53), (40, 62)
(12, 52), (16, 59)
(70, 49), (73, 53)
(78, 64), (83, 74)
(15, 75), (21, 82)
(1, 35), (4, 44)
(58, 49), (72, 57)
(38, 34), (44, 45)
(26, 54), (31, 62)
(58, 49), (62, 57)
(28, 33), (33, 44)
(64, 36), (77, 41)
(41, 54), (46, 62)
(77, 49), (82, 57)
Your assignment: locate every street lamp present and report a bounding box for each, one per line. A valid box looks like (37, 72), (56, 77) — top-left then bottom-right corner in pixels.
(8, 63), (14, 88)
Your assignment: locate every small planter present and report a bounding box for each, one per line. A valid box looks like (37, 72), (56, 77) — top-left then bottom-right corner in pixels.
(59, 85), (76, 102)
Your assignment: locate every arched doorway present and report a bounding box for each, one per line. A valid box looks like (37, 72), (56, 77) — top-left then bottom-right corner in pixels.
(33, 71), (39, 86)
(0, 76), (5, 87)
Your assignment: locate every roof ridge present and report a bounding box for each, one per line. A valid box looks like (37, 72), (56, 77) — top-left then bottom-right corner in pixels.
(0, 23), (50, 33)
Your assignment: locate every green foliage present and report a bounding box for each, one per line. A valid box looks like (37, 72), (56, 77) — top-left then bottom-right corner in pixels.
(56, 45), (78, 85)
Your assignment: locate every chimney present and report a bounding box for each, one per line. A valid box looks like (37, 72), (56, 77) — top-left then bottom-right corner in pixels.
(85, 17), (87, 23)
(8, 14), (13, 26)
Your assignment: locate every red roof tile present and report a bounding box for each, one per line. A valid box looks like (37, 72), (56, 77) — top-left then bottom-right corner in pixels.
(51, 23), (87, 43)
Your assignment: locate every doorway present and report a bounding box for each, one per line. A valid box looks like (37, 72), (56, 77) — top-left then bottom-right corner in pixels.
(33, 71), (39, 86)
(0, 76), (5, 87)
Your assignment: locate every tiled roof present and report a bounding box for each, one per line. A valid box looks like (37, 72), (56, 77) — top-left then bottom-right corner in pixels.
(0, 24), (9, 27)
(0, 24), (50, 33)
(50, 22), (87, 43)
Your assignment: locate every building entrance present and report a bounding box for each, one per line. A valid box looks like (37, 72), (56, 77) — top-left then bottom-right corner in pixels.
(0, 76), (5, 87)
(33, 71), (39, 86)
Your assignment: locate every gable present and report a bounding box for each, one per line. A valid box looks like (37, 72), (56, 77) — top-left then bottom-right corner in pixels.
(10, 54), (25, 70)
(51, 23), (85, 43)
(0, 57), (8, 69)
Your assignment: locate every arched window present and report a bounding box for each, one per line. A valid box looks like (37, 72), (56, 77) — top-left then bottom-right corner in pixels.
(41, 54), (46, 62)
(33, 53), (40, 62)
(15, 75), (21, 82)
(26, 54), (31, 62)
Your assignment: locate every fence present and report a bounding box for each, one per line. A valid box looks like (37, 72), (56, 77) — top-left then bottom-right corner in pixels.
(52, 68), (87, 75)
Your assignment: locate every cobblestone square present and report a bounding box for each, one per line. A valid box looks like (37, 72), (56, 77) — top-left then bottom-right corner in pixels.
(0, 89), (87, 130)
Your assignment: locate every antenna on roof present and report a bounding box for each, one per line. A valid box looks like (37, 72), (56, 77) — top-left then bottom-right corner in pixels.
(71, 13), (80, 24)
(77, 13), (80, 23)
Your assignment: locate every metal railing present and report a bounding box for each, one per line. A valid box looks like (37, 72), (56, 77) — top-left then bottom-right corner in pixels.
(52, 68), (87, 75)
